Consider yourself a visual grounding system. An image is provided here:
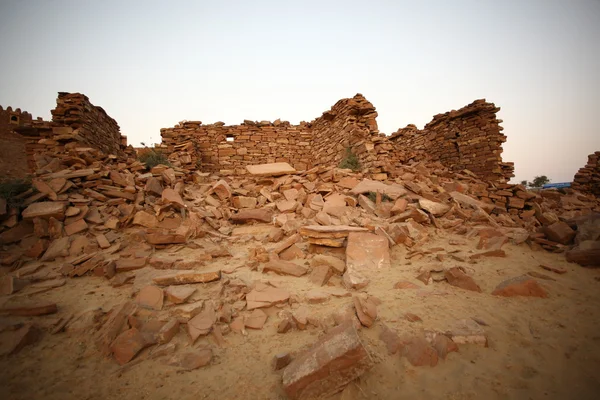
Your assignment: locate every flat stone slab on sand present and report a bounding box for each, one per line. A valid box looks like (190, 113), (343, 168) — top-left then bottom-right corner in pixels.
(246, 162), (296, 177)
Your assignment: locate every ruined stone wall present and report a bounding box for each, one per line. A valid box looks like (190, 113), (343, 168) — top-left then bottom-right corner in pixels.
(50, 92), (124, 155)
(0, 106), (35, 179)
(389, 99), (514, 182)
(572, 151), (600, 196)
(160, 120), (313, 175)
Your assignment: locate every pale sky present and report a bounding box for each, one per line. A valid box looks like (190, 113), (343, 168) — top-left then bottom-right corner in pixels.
(1, 0), (598, 184)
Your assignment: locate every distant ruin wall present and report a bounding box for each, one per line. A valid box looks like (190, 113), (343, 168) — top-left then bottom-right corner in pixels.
(160, 120), (313, 174)
(50, 92), (123, 155)
(572, 151), (600, 196)
(390, 99), (514, 182)
(0, 106), (35, 179)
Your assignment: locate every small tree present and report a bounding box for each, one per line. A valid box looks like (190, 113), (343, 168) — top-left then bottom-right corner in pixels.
(520, 180), (527, 186)
(528, 175), (550, 188)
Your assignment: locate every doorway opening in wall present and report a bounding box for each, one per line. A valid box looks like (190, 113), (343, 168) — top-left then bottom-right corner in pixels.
(9, 115), (19, 124)
(226, 134), (234, 142)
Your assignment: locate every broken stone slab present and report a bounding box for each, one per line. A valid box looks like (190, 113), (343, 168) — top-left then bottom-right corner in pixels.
(145, 231), (187, 245)
(246, 285), (290, 310)
(41, 237), (70, 261)
(263, 260), (308, 277)
(402, 336), (439, 367)
(299, 225), (369, 239)
(544, 221), (576, 245)
(133, 211), (158, 228)
(0, 301), (58, 316)
(350, 179), (407, 200)
(491, 275), (548, 298)
(231, 208), (273, 224)
(379, 324), (403, 355)
(0, 276), (30, 296)
(444, 318), (488, 346)
(418, 198), (450, 216)
(167, 349), (212, 370)
(444, 267), (482, 292)
(244, 309), (268, 329)
(157, 319), (180, 344)
(282, 322), (373, 399)
(346, 232), (390, 271)
(246, 162), (296, 177)
(309, 264), (333, 286)
(306, 237), (345, 247)
(22, 202), (66, 220)
(110, 327), (152, 365)
(342, 269), (370, 290)
(305, 290), (330, 304)
(188, 307), (216, 342)
(566, 240), (600, 267)
(273, 352), (293, 370)
(450, 191), (495, 214)
(95, 302), (138, 356)
(153, 270), (221, 286)
(165, 286), (196, 304)
(212, 180), (232, 200)
(353, 296), (377, 327)
(162, 188), (186, 209)
(116, 257), (147, 272)
(539, 264), (567, 274)
(135, 286), (164, 310)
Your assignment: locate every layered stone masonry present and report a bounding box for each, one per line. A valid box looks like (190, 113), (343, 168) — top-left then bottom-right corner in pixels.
(389, 99), (514, 182)
(572, 151), (600, 196)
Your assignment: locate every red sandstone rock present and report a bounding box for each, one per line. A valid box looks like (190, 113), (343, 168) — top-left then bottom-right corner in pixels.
(188, 307), (216, 342)
(346, 232), (390, 276)
(231, 208), (273, 223)
(162, 188), (186, 209)
(22, 202), (66, 220)
(0, 324), (40, 356)
(445, 319), (487, 346)
(273, 352), (292, 370)
(309, 264), (333, 286)
(244, 309), (268, 329)
(133, 211), (158, 228)
(492, 275), (548, 298)
(353, 296), (377, 327)
(110, 327), (150, 365)
(432, 334), (459, 359)
(418, 198), (450, 216)
(379, 324), (403, 355)
(135, 286), (164, 310)
(394, 281), (420, 289)
(246, 162), (296, 177)
(212, 180), (232, 200)
(0, 301), (57, 316)
(153, 270), (221, 286)
(544, 222), (576, 245)
(165, 285), (196, 304)
(444, 267), (482, 292)
(282, 322), (373, 399)
(403, 336), (438, 367)
(263, 260), (308, 277)
(115, 257), (147, 272)
(246, 285), (290, 310)
(0, 276), (29, 295)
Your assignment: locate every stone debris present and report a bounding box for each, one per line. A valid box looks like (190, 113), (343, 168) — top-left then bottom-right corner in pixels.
(282, 322), (373, 399)
(0, 90), (599, 395)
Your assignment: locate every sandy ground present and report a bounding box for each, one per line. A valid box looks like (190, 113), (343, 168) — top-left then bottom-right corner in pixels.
(1, 227), (600, 400)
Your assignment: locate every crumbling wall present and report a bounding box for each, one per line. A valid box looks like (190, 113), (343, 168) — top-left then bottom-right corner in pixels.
(50, 92), (124, 155)
(160, 120), (313, 175)
(572, 151), (600, 196)
(15, 93), (127, 172)
(0, 106), (35, 179)
(389, 99), (514, 182)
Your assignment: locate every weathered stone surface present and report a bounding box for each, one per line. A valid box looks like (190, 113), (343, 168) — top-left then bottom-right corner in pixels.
(41, 237), (70, 261)
(212, 180), (232, 200)
(393, 281), (420, 289)
(353, 296), (377, 327)
(165, 286), (196, 304)
(231, 208), (273, 223)
(444, 267), (482, 292)
(310, 254), (346, 275)
(309, 264), (333, 286)
(263, 260), (308, 277)
(566, 240), (600, 267)
(342, 269), (370, 290)
(0, 301), (58, 316)
(0, 276), (30, 296)
(64, 219), (88, 236)
(95, 302), (137, 356)
(162, 188), (186, 209)
(379, 324), (403, 355)
(110, 327), (150, 365)
(167, 349), (212, 370)
(305, 289), (330, 304)
(135, 286), (164, 310)
(544, 221), (576, 245)
(244, 309), (268, 329)
(232, 196), (257, 209)
(145, 231), (187, 245)
(153, 270), (221, 286)
(282, 322), (373, 399)
(144, 177), (163, 196)
(188, 307), (216, 342)
(445, 319), (487, 346)
(418, 198), (450, 216)
(432, 334), (459, 359)
(403, 336), (438, 367)
(157, 319), (180, 344)
(246, 285), (290, 310)
(299, 225), (369, 239)
(22, 202), (66, 220)
(450, 191), (495, 213)
(350, 179), (407, 200)
(346, 232), (390, 271)
(133, 211), (158, 228)
(116, 257), (147, 272)
(273, 352), (292, 370)
(492, 275), (548, 298)
(246, 162), (296, 176)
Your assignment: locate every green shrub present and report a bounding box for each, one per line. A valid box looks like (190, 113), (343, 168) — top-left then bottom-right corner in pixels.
(0, 178), (34, 207)
(339, 148), (361, 172)
(138, 149), (171, 169)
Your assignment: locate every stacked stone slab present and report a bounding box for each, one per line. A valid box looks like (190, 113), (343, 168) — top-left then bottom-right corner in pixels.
(160, 120), (313, 175)
(572, 151), (600, 196)
(389, 99), (514, 182)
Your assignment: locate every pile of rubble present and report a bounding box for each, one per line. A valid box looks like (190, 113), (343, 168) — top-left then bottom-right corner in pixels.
(1, 149), (599, 397)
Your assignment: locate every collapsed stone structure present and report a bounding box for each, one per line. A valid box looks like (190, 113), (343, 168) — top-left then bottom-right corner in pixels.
(0, 106), (39, 179)
(572, 151), (600, 196)
(159, 94), (513, 183)
(1, 91), (599, 398)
